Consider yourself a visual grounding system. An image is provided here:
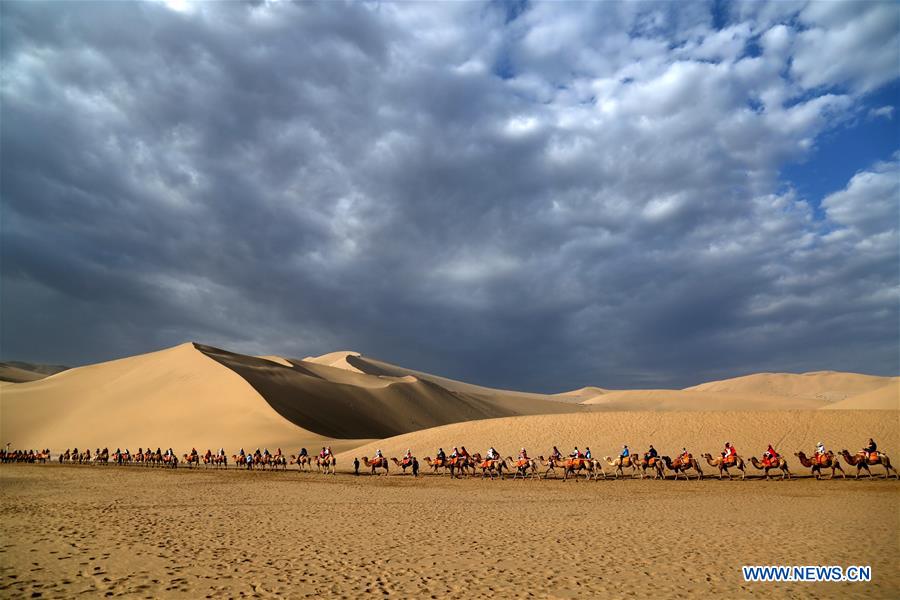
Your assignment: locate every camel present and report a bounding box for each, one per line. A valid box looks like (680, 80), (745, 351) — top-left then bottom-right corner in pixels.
(633, 456), (664, 480)
(539, 456), (592, 480)
(182, 453), (200, 468)
(749, 456), (792, 480)
(603, 456), (641, 479)
(506, 456), (539, 480)
(423, 456), (467, 478)
(476, 457), (507, 480)
(290, 454), (312, 471)
(839, 450), (899, 479)
(701, 453), (745, 480)
(390, 457), (415, 474)
(795, 451), (845, 480)
(659, 455), (703, 480)
(316, 455), (337, 475)
(361, 456), (389, 475)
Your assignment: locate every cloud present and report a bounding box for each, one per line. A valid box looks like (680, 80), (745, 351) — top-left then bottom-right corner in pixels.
(1, 0), (897, 390)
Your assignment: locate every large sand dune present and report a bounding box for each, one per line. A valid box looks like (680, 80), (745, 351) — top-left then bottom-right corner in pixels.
(0, 343), (359, 452)
(197, 344), (584, 440)
(341, 410), (899, 468)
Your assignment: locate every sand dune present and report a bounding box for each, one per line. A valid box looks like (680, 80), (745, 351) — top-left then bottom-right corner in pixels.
(686, 371), (897, 403)
(340, 410), (899, 468)
(822, 381), (899, 410)
(580, 389), (828, 410)
(0, 343), (360, 453)
(198, 345), (584, 440)
(0, 361), (67, 383)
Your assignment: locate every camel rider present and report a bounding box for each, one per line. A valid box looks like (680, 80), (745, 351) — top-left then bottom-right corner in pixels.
(862, 438), (877, 461)
(584, 447), (592, 460)
(487, 447), (498, 461)
(375, 449), (383, 459)
(645, 445), (658, 462)
(437, 448), (446, 463)
(815, 442), (826, 458)
(239, 448), (245, 457)
(404, 448), (413, 463)
(551, 446), (562, 461)
(325, 446), (333, 458)
(519, 448), (529, 460)
(764, 444), (779, 463)
(620, 445), (630, 463)
(570, 447), (580, 459)
(460, 446), (471, 460)
(723, 442), (736, 463)
(679, 448), (690, 462)
(299, 447), (308, 457)
(450, 447), (459, 459)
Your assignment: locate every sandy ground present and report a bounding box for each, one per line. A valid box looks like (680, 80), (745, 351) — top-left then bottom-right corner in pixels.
(1, 464), (897, 599)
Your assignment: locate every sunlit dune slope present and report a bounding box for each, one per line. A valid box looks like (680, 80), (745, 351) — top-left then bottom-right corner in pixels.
(0, 343), (351, 452)
(685, 371), (897, 403)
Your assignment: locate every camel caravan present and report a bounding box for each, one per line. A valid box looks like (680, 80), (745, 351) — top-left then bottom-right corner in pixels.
(5, 438), (898, 481)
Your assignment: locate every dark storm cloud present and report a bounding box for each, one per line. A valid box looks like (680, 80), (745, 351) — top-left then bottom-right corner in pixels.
(1, 0), (897, 390)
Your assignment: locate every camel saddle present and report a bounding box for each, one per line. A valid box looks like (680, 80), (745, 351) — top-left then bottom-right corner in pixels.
(648, 457), (657, 466)
(516, 459), (528, 468)
(480, 460), (492, 469)
(762, 456), (779, 468)
(814, 453), (830, 465)
(723, 455), (736, 465)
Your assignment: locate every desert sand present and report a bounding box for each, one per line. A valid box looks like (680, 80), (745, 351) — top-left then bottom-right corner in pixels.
(1, 464), (897, 599)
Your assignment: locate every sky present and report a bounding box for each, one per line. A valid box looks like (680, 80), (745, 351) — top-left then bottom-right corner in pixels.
(1, 0), (898, 391)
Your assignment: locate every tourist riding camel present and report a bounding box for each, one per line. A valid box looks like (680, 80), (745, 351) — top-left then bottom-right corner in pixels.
(584, 447), (592, 460)
(862, 438), (877, 462)
(551, 446), (562, 461)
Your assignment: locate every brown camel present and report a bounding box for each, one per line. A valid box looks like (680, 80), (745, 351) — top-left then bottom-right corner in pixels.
(700, 453), (745, 480)
(506, 456), (539, 480)
(633, 456), (665, 480)
(603, 456), (640, 479)
(839, 450), (899, 479)
(361, 456), (390, 475)
(539, 456), (592, 480)
(476, 457), (506, 480)
(391, 457), (415, 474)
(316, 455), (337, 475)
(794, 451), (845, 480)
(659, 455), (703, 480)
(749, 456), (792, 480)
(182, 453), (200, 468)
(290, 454), (312, 471)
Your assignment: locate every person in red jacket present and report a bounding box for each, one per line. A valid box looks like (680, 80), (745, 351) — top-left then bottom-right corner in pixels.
(722, 442), (737, 464)
(764, 444), (779, 465)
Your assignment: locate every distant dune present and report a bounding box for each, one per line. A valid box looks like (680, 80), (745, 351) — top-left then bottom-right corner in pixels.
(0, 361), (68, 383)
(580, 389), (827, 410)
(685, 371), (897, 405)
(340, 410), (899, 466)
